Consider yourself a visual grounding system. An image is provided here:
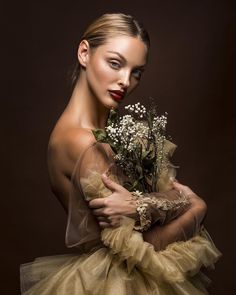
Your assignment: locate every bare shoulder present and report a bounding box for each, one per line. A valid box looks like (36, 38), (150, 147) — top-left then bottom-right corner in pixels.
(48, 128), (97, 177)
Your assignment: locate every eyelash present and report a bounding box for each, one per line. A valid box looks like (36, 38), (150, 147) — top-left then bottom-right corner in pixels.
(108, 60), (143, 80)
(109, 61), (121, 69)
(132, 69), (142, 80)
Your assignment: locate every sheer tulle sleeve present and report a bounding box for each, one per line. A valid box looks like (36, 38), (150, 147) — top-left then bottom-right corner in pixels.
(63, 139), (221, 286)
(65, 141), (125, 252)
(134, 138), (207, 249)
(142, 192), (207, 251)
(19, 137), (220, 295)
(65, 139), (193, 252)
(131, 139), (192, 232)
(134, 190), (190, 231)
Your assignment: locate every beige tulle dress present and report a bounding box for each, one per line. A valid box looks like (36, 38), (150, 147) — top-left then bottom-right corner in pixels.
(20, 139), (221, 295)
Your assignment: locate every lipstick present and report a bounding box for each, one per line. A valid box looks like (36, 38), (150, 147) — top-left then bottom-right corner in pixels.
(109, 90), (125, 102)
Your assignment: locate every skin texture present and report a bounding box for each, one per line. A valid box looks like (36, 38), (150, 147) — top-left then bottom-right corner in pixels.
(47, 35), (207, 249)
(47, 35), (147, 211)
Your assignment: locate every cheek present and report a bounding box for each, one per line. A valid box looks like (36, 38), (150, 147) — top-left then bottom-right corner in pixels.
(129, 78), (140, 91)
(91, 60), (115, 86)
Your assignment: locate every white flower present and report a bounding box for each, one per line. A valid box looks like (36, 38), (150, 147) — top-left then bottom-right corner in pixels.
(124, 102), (147, 118)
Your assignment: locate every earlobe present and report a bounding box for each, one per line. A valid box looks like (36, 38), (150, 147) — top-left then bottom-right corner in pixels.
(77, 39), (90, 68)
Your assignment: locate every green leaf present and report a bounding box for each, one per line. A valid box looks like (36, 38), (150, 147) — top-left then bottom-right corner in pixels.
(135, 165), (143, 177)
(141, 150), (152, 160)
(130, 180), (139, 191)
(123, 181), (134, 191)
(92, 129), (108, 142)
(107, 108), (119, 125)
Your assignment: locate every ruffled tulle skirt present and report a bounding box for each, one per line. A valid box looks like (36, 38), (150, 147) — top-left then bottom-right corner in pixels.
(20, 219), (221, 295)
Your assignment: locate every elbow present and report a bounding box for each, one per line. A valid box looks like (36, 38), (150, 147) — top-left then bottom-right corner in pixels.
(194, 197), (208, 223)
(188, 194), (207, 222)
(199, 198), (207, 222)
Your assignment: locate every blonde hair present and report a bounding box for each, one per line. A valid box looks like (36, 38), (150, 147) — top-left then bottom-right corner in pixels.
(71, 13), (150, 87)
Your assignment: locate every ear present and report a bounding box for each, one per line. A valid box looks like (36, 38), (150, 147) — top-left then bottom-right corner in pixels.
(77, 39), (90, 68)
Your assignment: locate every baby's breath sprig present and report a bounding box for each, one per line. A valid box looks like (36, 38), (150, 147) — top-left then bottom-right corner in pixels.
(92, 100), (170, 193)
(124, 102), (147, 118)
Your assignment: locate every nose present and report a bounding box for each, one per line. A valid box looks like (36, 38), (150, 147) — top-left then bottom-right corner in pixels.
(118, 70), (130, 89)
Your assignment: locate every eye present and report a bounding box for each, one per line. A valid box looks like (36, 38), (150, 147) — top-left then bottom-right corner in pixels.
(132, 69), (143, 80)
(109, 60), (121, 70)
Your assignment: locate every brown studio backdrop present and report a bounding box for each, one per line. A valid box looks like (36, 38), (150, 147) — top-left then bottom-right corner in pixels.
(1, 1), (235, 294)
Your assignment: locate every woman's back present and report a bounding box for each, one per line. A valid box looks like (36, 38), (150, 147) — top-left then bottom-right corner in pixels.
(47, 107), (96, 212)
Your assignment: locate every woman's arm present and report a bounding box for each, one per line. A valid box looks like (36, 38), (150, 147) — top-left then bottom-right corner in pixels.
(89, 173), (187, 228)
(143, 183), (207, 251)
(89, 177), (207, 249)
(56, 129), (205, 250)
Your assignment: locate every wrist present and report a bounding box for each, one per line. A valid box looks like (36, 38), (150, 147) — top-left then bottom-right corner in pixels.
(131, 191), (152, 232)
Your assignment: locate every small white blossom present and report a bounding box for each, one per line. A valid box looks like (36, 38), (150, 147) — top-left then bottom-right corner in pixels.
(125, 102), (147, 119)
(104, 101), (169, 192)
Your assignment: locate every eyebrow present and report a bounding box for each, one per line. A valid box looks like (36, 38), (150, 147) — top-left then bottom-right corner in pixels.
(107, 50), (146, 69)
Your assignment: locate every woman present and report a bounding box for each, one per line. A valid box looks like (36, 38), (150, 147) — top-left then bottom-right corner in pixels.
(20, 13), (220, 294)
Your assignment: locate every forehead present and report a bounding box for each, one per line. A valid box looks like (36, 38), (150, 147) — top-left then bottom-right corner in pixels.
(95, 35), (148, 65)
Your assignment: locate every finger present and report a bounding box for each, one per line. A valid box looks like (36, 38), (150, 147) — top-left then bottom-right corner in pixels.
(172, 181), (185, 189)
(101, 173), (121, 192)
(170, 176), (179, 183)
(172, 182), (186, 194)
(98, 221), (111, 229)
(110, 221), (120, 228)
(172, 182), (194, 195)
(109, 215), (122, 228)
(89, 198), (105, 209)
(97, 216), (111, 223)
(92, 208), (107, 217)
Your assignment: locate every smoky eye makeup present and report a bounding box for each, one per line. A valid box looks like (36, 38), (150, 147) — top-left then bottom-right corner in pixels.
(107, 54), (145, 79)
(132, 68), (144, 80)
(108, 60), (121, 69)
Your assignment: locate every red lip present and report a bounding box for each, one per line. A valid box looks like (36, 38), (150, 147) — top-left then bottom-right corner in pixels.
(109, 90), (125, 101)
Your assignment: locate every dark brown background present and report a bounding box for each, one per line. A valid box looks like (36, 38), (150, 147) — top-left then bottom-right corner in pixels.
(1, 0), (235, 294)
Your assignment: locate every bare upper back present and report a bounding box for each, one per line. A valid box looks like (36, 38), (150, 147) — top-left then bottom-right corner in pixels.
(47, 118), (96, 212)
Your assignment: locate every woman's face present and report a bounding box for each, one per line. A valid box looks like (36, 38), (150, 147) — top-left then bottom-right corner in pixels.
(80, 35), (148, 109)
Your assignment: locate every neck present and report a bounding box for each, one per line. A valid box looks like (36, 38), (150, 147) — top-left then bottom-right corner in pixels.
(66, 73), (110, 130)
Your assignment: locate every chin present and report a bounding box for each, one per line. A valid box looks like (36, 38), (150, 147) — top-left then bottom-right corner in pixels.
(103, 94), (119, 110)
(106, 102), (118, 110)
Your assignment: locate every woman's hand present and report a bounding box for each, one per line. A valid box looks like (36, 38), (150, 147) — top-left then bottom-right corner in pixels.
(88, 173), (137, 228)
(170, 179), (195, 197)
(171, 179), (207, 217)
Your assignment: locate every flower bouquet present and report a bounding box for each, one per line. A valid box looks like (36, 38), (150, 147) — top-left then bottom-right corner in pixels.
(92, 100), (177, 193)
(88, 101), (221, 290)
